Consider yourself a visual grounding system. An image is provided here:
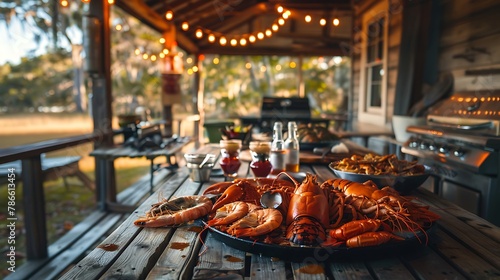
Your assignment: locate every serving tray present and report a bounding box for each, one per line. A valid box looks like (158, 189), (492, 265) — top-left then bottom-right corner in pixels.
(206, 224), (433, 262)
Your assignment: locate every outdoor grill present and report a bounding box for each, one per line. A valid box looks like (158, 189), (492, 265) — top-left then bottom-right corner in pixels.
(401, 90), (500, 226)
(240, 97), (329, 133)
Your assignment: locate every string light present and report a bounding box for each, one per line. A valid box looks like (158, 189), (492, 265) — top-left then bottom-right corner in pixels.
(319, 18), (326, 26)
(60, 0), (114, 6)
(181, 22), (189, 31)
(195, 28), (203, 38)
(219, 36), (227, 46)
(333, 18), (340, 26)
(208, 34), (216, 43)
(165, 10), (174, 21)
(305, 15), (312, 23)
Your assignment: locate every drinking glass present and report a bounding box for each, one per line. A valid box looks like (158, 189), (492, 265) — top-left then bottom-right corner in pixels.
(219, 139), (242, 178)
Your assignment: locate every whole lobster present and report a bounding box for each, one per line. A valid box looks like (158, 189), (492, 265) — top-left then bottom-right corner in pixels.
(285, 173), (329, 245)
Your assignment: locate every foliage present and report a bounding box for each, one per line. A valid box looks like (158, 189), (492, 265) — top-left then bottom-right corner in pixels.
(0, 49), (74, 112)
(200, 55), (350, 119)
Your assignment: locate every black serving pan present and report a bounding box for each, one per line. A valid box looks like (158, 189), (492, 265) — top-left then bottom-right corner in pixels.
(207, 224), (432, 262)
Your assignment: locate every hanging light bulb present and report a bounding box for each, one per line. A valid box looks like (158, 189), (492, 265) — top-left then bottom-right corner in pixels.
(333, 18), (340, 26)
(257, 32), (265, 40)
(150, 55), (157, 62)
(277, 5), (284, 13)
(239, 38), (247, 46)
(265, 29), (272, 37)
(195, 28), (203, 39)
(108, 0), (115, 4)
(181, 22), (189, 31)
(165, 10), (174, 21)
(249, 35), (256, 43)
(208, 34), (216, 43)
(60, 0), (69, 7)
(219, 36), (227, 46)
(230, 38), (238, 46)
(278, 18), (285, 26)
(272, 24), (279, 32)
(320, 18), (326, 26)
(305, 15), (312, 23)
(134, 48), (141, 55)
(159, 38), (166, 44)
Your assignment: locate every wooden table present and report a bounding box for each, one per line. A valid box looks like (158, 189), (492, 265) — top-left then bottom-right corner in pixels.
(60, 144), (500, 280)
(89, 136), (192, 197)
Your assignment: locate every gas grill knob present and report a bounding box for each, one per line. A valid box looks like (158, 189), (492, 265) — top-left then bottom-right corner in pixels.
(409, 140), (419, 148)
(438, 145), (450, 154)
(428, 143), (437, 151)
(419, 141), (429, 150)
(453, 148), (466, 157)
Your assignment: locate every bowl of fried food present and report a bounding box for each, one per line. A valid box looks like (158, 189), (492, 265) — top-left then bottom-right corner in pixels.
(329, 153), (430, 194)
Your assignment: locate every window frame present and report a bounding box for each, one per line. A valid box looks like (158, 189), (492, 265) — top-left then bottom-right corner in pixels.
(358, 1), (388, 125)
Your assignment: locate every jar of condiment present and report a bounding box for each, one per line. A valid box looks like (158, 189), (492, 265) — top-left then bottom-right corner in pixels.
(249, 141), (272, 177)
(219, 139), (242, 178)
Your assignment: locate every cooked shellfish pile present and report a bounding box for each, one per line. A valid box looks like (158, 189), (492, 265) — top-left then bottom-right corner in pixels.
(134, 173), (439, 248)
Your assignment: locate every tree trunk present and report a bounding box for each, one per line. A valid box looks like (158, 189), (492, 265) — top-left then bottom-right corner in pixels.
(72, 44), (87, 112)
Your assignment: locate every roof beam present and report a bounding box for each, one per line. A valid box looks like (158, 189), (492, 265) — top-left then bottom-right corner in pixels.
(116, 0), (199, 53)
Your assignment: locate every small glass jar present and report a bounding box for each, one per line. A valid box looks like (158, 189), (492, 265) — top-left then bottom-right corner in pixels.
(249, 141), (272, 177)
(219, 139), (242, 178)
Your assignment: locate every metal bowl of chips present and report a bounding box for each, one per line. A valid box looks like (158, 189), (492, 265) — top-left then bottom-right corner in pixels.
(328, 154), (432, 194)
(329, 164), (431, 195)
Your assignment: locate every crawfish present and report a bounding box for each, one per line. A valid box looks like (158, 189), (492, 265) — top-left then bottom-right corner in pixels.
(285, 173), (329, 245)
(346, 231), (404, 248)
(323, 179), (439, 234)
(204, 178), (295, 212)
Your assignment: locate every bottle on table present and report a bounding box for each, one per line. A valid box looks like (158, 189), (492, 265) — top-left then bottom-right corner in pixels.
(285, 121), (300, 172)
(270, 122), (287, 175)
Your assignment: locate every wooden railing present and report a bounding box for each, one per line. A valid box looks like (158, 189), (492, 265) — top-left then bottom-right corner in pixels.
(0, 133), (103, 260)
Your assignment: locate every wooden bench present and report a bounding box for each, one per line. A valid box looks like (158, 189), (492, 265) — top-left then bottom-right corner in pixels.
(5, 167), (175, 280)
(0, 154), (94, 190)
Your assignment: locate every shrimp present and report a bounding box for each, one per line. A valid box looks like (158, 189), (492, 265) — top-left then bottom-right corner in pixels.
(134, 195), (213, 227)
(207, 201), (250, 226)
(227, 209), (283, 237)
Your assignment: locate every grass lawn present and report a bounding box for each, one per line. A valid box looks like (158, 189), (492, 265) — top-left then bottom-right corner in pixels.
(0, 113), (154, 276)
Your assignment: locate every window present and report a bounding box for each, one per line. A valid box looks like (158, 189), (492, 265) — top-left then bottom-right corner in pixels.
(358, 2), (388, 124)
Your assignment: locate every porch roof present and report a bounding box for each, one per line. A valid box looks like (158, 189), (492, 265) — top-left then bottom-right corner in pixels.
(116, 0), (353, 56)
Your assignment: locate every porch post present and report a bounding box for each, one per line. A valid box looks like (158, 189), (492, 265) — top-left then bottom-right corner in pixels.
(85, 0), (116, 211)
(160, 27), (183, 137)
(22, 156), (47, 259)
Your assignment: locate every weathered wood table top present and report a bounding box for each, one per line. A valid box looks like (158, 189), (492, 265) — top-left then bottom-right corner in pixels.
(60, 144), (500, 280)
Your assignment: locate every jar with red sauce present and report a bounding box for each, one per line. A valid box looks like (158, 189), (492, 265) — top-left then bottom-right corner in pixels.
(219, 139), (242, 178)
(249, 141), (272, 177)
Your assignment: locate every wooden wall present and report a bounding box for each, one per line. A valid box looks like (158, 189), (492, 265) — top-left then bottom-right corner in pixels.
(350, 0), (500, 132)
(438, 0), (500, 92)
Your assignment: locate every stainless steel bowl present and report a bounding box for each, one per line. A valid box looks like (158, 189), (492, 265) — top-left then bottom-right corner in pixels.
(329, 163), (431, 194)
